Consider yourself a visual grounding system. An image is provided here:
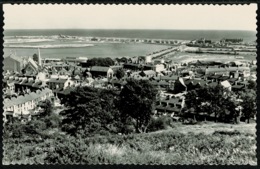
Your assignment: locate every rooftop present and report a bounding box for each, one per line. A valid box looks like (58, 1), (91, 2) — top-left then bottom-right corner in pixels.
(90, 66), (111, 72)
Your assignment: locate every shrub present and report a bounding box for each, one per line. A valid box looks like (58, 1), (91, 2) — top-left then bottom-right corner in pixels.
(44, 113), (61, 128)
(213, 130), (241, 136)
(147, 116), (173, 132)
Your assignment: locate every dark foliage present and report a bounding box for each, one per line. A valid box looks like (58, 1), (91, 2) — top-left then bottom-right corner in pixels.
(147, 116), (173, 132)
(32, 53), (39, 63)
(247, 80), (256, 91)
(61, 86), (120, 136)
(185, 85), (238, 122)
(115, 68), (125, 79)
(239, 89), (256, 123)
(119, 79), (158, 133)
(85, 57), (115, 67)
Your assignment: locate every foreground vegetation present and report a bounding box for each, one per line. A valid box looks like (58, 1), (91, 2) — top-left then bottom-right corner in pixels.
(3, 122), (256, 165)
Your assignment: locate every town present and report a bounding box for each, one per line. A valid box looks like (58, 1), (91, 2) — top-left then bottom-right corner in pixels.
(2, 3), (258, 165)
(3, 37), (257, 124)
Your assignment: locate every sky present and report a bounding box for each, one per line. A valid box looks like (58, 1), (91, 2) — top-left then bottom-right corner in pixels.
(3, 4), (257, 30)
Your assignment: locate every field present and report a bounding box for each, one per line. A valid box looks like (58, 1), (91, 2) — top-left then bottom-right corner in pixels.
(3, 122), (256, 165)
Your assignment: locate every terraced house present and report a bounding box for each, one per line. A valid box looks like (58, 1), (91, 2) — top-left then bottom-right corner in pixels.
(3, 88), (53, 122)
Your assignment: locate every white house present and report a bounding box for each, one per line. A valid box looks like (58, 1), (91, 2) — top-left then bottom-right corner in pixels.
(3, 88), (53, 120)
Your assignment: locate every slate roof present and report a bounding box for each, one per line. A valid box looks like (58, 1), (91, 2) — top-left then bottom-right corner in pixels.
(210, 75), (222, 79)
(227, 78), (238, 83)
(90, 66), (111, 72)
(165, 106), (180, 112)
(143, 70), (156, 76)
(5, 54), (23, 63)
(232, 85), (245, 89)
(207, 81), (218, 87)
(27, 58), (39, 70)
(158, 80), (169, 86)
(160, 75), (178, 81)
(48, 78), (69, 83)
(32, 81), (46, 88)
(219, 76), (230, 81)
(4, 88), (52, 108)
(206, 66), (250, 73)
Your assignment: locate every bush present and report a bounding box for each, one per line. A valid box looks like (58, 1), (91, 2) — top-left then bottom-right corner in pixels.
(147, 116), (173, 132)
(213, 130), (241, 136)
(44, 113), (61, 128)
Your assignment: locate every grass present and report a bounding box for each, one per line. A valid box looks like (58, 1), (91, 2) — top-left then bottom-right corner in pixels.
(3, 122), (256, 165)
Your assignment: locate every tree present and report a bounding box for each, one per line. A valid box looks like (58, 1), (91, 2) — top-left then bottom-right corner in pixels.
(40, 99), (53, 117)
(240, 89), (256, 123)
(98, 89), (121, 133)
(185, 85), (237, 123)
(60, 86), (120, 135)
(61, 87), (102, 135)
(115, 68), (125, 79)
(119, 79), (157, 133)
(85, 58), (115, 67)
(247, 80), (256, 91)
(33, 53), (38, 63)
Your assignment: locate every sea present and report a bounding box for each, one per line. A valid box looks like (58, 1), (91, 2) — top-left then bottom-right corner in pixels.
(4, 29), (256, 59)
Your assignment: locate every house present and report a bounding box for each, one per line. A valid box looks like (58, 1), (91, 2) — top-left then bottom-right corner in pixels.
(205, 67), (230, 76)
(47, 78), (74, 90)
(160, 74), (178, 82)
(6, 76), (47, 93)
(156, 96), (185, 115)
(23, 58), (39, 75)
(143, 64), (165, 72)
(205, 66), (250, 77)
(220, 80), (232, 91)
(3, 80), (15, 95)
(123, 63), (140, 70)
(139, 70), (156, 77)
(3, 54), (26, 72)
(184, 79), (207, 90)
(3, 88), (53, 121)
(90, 66), (114, 78)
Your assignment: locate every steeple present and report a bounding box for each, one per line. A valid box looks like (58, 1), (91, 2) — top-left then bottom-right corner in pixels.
(38, 48), (42, 67)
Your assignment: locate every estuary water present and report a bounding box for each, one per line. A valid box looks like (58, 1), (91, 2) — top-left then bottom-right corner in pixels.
(4, 29), (256, 59)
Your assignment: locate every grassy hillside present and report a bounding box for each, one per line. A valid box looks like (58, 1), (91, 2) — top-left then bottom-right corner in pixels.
(3, 122), (256, 165)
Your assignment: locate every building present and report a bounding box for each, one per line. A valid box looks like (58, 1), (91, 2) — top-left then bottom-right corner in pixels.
(205, 66), (250, 77)
(156, 96), (185, 115)
(3, 88), (53, 121)
(139, 70), (156, 77)
(123, 63), (141, 70)
(220, 80), (232, 91)
(138, 55), (152, 63)
(63, 56), (88, 64)
(23, 58), (39, 75)
(90, 66), (114, 78)
(143, 64), (165, 72)
(47, 77), (74, 90)
(3, 80), (15, 95)
(3, 54), (25, 72)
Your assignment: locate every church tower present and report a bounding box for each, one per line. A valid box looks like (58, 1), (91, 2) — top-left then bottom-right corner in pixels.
(38, 48), (42, 67)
